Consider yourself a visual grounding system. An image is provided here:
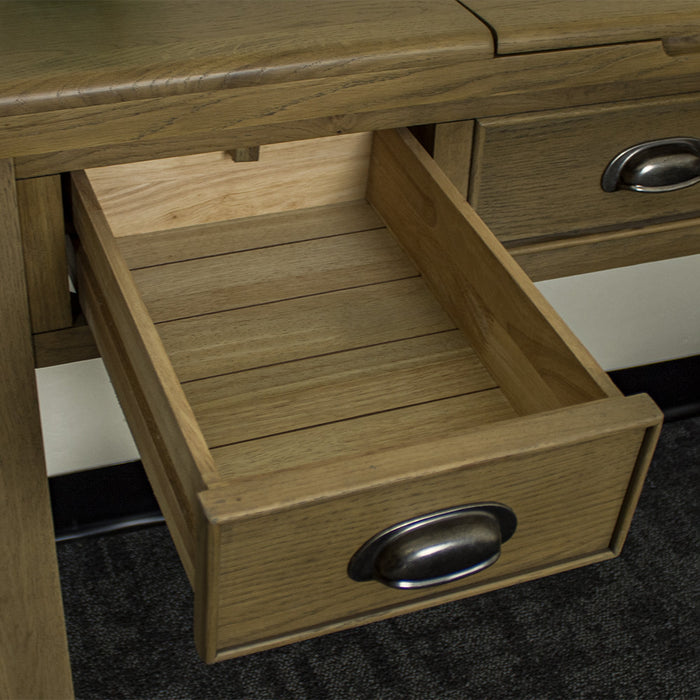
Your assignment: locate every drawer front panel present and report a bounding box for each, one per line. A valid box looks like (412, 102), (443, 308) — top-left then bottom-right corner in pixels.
(207, 411), (650, 657)
(471, 94), (700, 242)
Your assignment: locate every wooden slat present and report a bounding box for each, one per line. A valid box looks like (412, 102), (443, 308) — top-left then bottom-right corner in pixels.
(118, 200), (383, 269)
(134, 227), (417, 323)
(158, 277), (455, 383)
(212, 390), (516, 479)
(33, 320), (100, 368)
(432, 120), (474, 198)
(201, 393), (660, 520)
(367, 128), (619, 415)
(71, 171), (221, 496)
(16, 174), (72, 332)
(185, 332), (494, 447)
(0, 159), (73, 699)
(510, 217), (700, 281)
(86, 132), (373, 236)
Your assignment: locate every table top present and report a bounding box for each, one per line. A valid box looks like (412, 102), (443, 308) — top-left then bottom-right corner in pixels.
(0, 0), (492, 117)
(2, 0), (698, 175)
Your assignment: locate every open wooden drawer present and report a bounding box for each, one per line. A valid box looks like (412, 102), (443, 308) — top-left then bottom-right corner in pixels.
(72, 128), (662, 663)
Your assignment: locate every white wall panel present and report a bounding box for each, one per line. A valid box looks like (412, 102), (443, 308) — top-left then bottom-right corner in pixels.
(537, 255), (700, 371)
(36, 358), (139, 477)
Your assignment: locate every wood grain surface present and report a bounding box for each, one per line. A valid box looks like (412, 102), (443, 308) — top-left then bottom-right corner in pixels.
(71, 171), (221, 508)
(211, 390), (516, 479)
(33, 321), (99, 368)
(185, 333), (494, 448)
(0, 0), (684, 676)
(200, 394), (660, 657)
(7, 41), (700, 175)
(510, 217), (700, 281)
(132, 228), (416, 322)
(73, 127), (664, 664)
(367, 128), (619, 414)
(215, 429), (639, 644)
(16, 174), (72, 333)
(77, 254), (197, 580)
(432, 120), (475, 198)
(117, 200), (383, 269)
(87, 133), (373, 236)
(157, 277), (454, 383)
(0, 0), (491, 117)
(0, 159), (73, 699)
(463, 0), (700, 54)
(470, 94), (700, 242)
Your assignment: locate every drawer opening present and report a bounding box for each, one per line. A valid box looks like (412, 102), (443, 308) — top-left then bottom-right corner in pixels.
(72, 128), (659, 662)
(82, 128), (616, 428)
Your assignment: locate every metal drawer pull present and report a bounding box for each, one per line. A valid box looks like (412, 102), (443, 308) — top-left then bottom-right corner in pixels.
(347, 503), (517, 589)
(601, 137), (700, 193)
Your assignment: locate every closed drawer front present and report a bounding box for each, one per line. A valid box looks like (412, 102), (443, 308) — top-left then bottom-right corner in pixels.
(72, 128), (661, 663)
(470, 94), (700, 243)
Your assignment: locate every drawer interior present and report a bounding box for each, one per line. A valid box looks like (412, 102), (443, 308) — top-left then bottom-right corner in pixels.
(97, 192), (519, 482)
(72, 128), (660, 662)
(79, 129), (621, 479)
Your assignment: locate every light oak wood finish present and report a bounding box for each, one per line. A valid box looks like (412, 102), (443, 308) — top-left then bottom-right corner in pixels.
(131, 228), (416, 323)
(87, 132), (373, 236)
(432, 121), (475, 198)
(72, 171), (222, 563)
(33, 320), (99, 368)
(367, 128), (618, 415)
(469, 94), (700, 243)
(156, 278), (454, 383)
(201, 394), (660, 660)
(16, 174), (72, 333)
(0, 0), (492, 117)
(72, 128), (662, 663)
(0, 159), (73, 699)
(7, 40), (700, 178)
(117, 200), (384, 269)
(210, 391), (517, 479)
(463, 0), (700, 54)
(510, 217), (700, 281)
(184, 333), (494, 448)
(0, 0), (688, 688)
(77, 256), (197, 580)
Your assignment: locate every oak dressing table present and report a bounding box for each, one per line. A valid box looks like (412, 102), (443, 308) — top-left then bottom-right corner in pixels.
(2, 2), (699, 696)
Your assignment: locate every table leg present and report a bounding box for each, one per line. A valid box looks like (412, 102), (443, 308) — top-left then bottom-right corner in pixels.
(0, 159), (74, 699)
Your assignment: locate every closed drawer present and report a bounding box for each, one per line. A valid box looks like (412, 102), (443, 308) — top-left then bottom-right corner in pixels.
(470, 94), (700, 243)
(72, 128), (661, 663)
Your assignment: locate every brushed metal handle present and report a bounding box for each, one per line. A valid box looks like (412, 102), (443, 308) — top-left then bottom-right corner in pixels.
(601, 137), (700, 193)
(347, 503), (517, 589)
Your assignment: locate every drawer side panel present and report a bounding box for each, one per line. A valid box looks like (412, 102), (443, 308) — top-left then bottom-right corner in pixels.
(367, 128), (618, 414)
(77, 255), (196, 579)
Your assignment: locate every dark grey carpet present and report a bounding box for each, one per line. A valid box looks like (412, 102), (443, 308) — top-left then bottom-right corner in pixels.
(57, 417), (700, 700)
